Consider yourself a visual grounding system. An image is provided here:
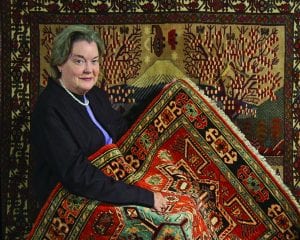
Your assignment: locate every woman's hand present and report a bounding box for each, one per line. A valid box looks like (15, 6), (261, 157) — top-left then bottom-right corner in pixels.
(153, 192), (168, 213)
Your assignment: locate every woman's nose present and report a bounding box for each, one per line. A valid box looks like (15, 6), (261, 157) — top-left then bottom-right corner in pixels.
(83, 61), (92, 73)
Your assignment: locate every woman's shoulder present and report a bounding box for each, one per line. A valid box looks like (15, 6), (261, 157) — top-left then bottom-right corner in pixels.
(33, 79), (68, 113)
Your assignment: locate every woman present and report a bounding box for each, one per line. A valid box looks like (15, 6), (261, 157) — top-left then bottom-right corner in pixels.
(31, 25), (167, 212)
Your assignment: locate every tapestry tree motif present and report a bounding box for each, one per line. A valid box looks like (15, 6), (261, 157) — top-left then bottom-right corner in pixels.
(184, 24), (283, 119)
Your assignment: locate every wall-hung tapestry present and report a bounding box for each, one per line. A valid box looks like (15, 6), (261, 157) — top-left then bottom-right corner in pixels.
(1, 1), (299, 239)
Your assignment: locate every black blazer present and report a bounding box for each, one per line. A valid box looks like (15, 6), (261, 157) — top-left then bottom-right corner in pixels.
(31, 79), (154, 207)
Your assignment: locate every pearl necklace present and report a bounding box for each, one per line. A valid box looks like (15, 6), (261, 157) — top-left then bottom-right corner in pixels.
(59, 79), (89, 106)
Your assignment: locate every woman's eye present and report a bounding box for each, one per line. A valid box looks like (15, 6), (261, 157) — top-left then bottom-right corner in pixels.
(73, 59), (85, 65)
(92, 59), (99, 64)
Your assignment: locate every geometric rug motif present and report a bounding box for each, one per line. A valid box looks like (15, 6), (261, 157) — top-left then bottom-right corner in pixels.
(27, 78), (300, 239)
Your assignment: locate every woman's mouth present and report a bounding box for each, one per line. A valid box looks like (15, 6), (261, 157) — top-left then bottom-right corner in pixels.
(80, 77), (93, 81)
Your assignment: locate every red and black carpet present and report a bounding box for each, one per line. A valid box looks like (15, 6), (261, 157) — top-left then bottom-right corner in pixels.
(28, 78), (300, 239)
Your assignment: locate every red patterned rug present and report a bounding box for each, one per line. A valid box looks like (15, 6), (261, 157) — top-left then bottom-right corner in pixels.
(27, 79), (300, 240)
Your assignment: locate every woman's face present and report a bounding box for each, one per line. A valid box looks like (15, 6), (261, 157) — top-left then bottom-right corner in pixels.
(59, 40), (100, 95)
